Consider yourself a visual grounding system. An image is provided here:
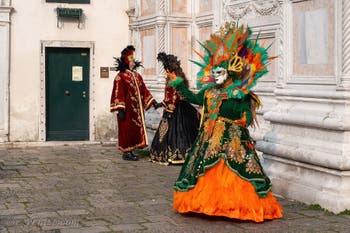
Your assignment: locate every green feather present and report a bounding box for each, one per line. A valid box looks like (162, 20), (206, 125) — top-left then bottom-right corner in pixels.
(190, 59), (206, 68)
(206, 40), (218, 54)
(253, 31), (261, 49)
(197, 40), (212, 56)
(225, 31), (237, 51)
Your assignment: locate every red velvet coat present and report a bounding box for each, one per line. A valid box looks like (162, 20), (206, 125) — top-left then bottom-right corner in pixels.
(110, 70), (155, 152)
(162, 83), (181, 113)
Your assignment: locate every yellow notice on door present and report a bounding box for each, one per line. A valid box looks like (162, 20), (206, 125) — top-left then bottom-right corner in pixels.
(72, 66), (83, 81)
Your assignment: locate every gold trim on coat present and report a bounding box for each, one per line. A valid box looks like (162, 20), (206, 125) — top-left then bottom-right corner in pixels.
(128, 70), (148, 145)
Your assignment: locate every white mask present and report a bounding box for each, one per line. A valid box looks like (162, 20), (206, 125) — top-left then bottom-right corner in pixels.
(212, 67), (228, 85)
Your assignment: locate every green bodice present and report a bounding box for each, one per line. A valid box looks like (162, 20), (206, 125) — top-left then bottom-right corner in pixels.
(169, 78), (271, 198)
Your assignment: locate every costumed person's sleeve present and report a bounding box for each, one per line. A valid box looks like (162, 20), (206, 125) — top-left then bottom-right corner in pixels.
(168, 77), (205, 106)
(234, 94), (254, 127)
(110, 74), (126, 112)
(162, 84), (180, 113)
(137, 73), (155, 110)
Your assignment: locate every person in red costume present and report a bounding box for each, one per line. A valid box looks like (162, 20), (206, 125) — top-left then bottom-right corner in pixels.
(110, 45), (160, 161)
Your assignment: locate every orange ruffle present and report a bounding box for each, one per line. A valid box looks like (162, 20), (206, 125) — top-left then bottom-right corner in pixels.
(173, 158), (283, 222)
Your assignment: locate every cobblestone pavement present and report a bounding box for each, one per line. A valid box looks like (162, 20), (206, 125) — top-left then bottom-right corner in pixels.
(0, 143), (350, 233)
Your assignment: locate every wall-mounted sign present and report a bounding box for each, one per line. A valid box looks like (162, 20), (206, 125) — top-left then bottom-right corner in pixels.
(100, 67), (109, 78)
(72, 66), (83, 81)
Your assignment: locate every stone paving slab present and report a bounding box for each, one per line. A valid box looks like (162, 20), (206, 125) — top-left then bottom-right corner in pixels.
(0, 144), (350, 233)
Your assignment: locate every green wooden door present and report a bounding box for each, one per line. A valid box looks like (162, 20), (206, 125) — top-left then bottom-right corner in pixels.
(46, 47), (89, 140)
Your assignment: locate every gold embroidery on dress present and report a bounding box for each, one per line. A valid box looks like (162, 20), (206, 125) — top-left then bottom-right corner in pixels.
(158, 119), (169, 143)
(150, 146), (186, 165)
(209, 120), (225, 151)
(168, 147), (186, 163)
(203, 121), (225, 160)
(226, 123), (246, 163)
(246, 154), (262, 174)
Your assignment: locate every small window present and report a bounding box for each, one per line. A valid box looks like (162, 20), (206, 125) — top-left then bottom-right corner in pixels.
(46, 0), (90, 4)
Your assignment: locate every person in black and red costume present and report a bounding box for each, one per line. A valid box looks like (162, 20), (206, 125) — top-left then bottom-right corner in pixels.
(149, 52), (200, 165)
(110, 45), (160, 161)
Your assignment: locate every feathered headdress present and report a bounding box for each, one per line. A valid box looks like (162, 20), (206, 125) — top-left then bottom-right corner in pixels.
(157, 52), (189, 87)
(113, 45), (142, 72)
(193, 22), (276, 99)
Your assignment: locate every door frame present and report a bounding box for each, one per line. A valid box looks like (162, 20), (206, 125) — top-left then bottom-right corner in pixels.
(40, 40), (95, 142)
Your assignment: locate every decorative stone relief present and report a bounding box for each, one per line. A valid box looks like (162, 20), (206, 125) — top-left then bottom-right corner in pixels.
(223, 0), (281, 21)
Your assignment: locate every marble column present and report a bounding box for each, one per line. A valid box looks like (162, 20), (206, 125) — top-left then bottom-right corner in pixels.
(340, 0), (350, 89)
(0, 1), (12, 142)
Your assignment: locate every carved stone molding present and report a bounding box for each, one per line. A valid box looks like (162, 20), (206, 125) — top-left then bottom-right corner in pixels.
(223, 0), (281, 20)
(126, 8), (136, 19)
(1, 0), (10, 7)
(195, 13), (214, 27)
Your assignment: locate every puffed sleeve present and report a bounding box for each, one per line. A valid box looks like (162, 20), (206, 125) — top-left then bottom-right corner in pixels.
(162, 83), (180, 113)
(168, 77), (205, 106)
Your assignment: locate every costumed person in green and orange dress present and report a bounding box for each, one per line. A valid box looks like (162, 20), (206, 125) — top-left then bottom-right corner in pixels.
(149, 52), (200, 165)
(167, 22), (282, 222)
(110, 45), (160, 161)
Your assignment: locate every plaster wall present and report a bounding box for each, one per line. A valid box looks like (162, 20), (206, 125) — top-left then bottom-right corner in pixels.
(9, 0), (129, 141)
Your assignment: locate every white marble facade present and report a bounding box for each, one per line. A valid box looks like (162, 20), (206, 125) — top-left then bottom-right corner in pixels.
(130, 0), (350, 213)
(219, 0), (350, 213)
(128, 0), (213, 136)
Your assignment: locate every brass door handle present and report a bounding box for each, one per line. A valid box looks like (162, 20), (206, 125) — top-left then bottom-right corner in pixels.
(65, 90), (70, 96)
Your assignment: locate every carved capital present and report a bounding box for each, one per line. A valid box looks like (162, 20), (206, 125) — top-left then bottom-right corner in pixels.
(126, 7), (136, 25)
